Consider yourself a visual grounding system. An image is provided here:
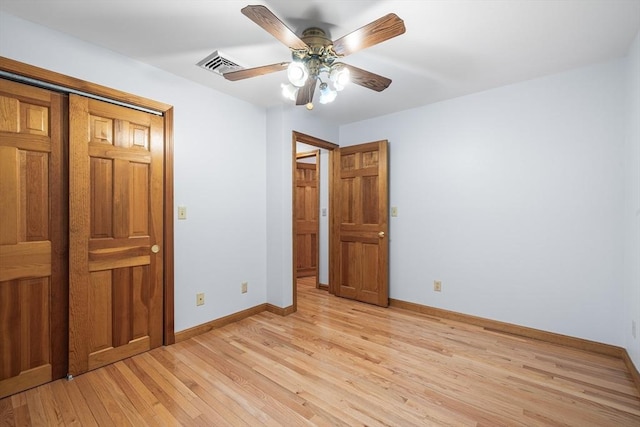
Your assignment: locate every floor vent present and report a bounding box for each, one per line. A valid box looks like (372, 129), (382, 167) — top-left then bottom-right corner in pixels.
(197, 51), (243, 76)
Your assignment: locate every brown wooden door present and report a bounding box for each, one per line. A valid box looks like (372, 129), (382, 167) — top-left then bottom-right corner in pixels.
(295, 153), (319, 278)
(68, 95), (164, 376)
(0, 79), (67, 398)
(332, 141), (388, 306)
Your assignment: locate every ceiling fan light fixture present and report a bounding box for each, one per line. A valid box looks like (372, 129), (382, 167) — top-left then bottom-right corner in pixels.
(330, 65), (350, 91)
(287, 61), (308, 87)
(228, 6), (405, 109)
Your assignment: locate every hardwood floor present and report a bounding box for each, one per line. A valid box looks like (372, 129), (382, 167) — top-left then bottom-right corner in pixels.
(2, 278), (639, 426)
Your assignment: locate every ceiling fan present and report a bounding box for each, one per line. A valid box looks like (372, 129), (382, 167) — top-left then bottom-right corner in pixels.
(223, 5), (406, 109)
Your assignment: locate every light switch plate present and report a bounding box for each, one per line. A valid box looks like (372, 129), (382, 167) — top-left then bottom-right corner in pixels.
(178, 206), (187, 220)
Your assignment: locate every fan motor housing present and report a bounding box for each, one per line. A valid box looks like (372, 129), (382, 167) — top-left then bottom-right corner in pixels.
(300, 28), (335, 56)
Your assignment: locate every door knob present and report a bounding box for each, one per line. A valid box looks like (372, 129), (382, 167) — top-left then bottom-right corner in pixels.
(378, 231), (385, 238)
(151, 244), (160, 253)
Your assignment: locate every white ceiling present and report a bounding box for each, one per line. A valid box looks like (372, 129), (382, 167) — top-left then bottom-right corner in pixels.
(1, 0), (639, 125)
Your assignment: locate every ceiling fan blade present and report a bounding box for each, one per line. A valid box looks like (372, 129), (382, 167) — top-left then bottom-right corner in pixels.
(343, 64), (392, 92)
(296, 78), (317, 105)
(241, 5), (308, 51)
(332, 13), (406, 57)
(223, 62), (289, 81)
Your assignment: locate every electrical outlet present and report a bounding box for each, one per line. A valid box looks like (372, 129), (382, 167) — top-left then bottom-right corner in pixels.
(633, 320), (637, 339)
(196, 293), (204, 306)
(434, 280), (442, 292)
(241, 282), (248, 294)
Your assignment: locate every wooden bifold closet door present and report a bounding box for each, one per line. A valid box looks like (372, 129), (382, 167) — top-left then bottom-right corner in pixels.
(0, 79), (166, 397)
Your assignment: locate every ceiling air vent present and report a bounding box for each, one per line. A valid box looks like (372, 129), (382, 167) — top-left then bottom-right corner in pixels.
(197, 50), (244, 76)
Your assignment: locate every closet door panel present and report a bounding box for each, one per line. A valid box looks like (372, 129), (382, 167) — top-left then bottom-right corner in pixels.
(68, 95), (164, 376)
(0, 79), (66, 398)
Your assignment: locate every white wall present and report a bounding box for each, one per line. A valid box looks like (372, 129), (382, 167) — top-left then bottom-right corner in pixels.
(266, 106), (338, 308)
(318, 148), (330, 285)
(623, 31), (640, 368)
(340, 60), (626, 346)
(0, 12), (268, 333)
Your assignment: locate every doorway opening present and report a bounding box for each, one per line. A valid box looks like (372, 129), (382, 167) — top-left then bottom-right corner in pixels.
(291, 131), (338, 311)
(295, 149), (320, 286)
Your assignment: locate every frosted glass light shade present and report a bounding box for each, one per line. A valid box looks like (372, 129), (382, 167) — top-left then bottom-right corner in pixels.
(319, 82), (337, 104)
(330, 66), (350, 91)
(287, 62), (308, 87)
(281, 83), (298, 101)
